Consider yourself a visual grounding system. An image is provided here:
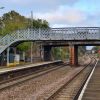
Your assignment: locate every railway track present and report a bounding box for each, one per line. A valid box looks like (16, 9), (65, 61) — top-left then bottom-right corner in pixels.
(0, 61), (68, 90)
(0, 56), (94, 100)
(46, 58), (97, 100)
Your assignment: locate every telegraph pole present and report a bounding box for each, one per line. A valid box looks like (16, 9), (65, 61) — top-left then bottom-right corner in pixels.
(31, 11), (33, 63)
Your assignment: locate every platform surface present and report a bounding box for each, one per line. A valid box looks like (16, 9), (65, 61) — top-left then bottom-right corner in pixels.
(0, 60), (61, 75)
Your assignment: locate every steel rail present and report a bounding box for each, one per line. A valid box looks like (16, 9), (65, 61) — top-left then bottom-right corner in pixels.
(47, 58), (97, 100)
(0, 62), (68, 91)
(75, 59), (99, 100)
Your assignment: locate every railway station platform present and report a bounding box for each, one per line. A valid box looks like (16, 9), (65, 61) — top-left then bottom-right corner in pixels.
(0, 60), (62, 75)
(81, 60), (100, 100)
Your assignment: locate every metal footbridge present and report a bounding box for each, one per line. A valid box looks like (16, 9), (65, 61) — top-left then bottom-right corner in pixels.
(0, 27), (100, 54)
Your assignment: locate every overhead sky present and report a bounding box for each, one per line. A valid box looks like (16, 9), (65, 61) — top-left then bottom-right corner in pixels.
(0, 0), (100, 27)
(0, 0), (98, 50)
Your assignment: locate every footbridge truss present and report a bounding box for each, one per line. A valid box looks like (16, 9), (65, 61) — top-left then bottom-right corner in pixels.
(0, 27), (100, 54)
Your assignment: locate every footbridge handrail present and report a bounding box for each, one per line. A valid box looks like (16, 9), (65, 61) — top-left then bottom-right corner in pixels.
(0, 27), (100, 54)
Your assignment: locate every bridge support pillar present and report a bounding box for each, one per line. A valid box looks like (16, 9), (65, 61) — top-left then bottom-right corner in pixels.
(43, 46), (52, 61)
(69, 45), (78, 66)
(13, 47), (17, 64)
(7, 47), (10, 66)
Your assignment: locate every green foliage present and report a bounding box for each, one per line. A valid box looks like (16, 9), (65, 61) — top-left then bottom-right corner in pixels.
(92, 46), (100, 52)
(52, 46), (86, 60)
(92, 46), (100, 57)
(52, 47), (69, 60)
(78, 46), (86, 56)
(0, 11), (28, 35)
(0, 10), (49, 51)
(0, 10), (86, 59)
(17, 42), (30, 51)
(52, 48), (61, 60)
(32, 19), (49, 28)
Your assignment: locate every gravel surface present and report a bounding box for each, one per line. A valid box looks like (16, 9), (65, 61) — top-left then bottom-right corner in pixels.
(51, 66), (92, 100)
(0, 57), (91, 100)
(0, 65), (74, 100)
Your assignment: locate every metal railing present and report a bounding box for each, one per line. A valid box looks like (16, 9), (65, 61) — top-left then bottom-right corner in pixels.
(0, 27), (100, 54)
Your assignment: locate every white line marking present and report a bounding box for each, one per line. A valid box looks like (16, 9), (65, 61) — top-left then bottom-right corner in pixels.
(78, 59), (99, 100)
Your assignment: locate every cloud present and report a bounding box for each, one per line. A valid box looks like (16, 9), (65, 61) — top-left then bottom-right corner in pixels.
(34, 6), (87, 27)
(0, 0), (79, 12)
(1, 0), (100, 27)
(9, 0), (79, 5)
(33, 4), (100, 27)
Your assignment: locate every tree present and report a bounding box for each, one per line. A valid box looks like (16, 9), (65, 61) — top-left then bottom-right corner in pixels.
(0, 11), (50, 52)
(78, 46), (86, 56)
(32, 19), (49, 28)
